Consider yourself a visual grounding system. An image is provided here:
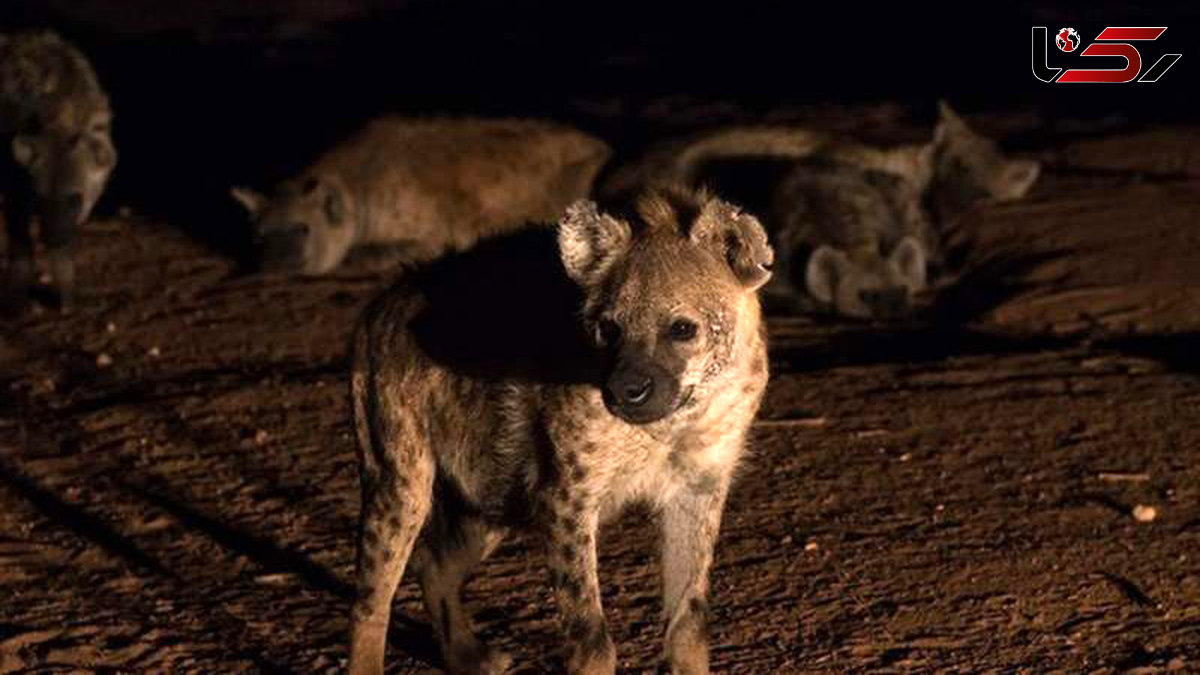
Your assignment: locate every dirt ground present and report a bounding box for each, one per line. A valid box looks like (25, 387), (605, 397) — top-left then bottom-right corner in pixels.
(2, 106), (1200, 674)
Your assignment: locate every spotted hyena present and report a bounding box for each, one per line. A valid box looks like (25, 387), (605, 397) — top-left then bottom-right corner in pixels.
(602, 101), (1039, 320)
(232, 117), (611, 274)
(347, 185), (773, 675)
(1, 31), (117, 309)
(768, 144), (938, 320)
(777, 101), (1039, 318)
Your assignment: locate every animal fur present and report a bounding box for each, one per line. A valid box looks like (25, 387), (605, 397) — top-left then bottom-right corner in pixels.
(232, 117), (612, 274)
(1, 30), (116, 308)
(602, 101), (1040, 319)
(347, 185), (772, 675)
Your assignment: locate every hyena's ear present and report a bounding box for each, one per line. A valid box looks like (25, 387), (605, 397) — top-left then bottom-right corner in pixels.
(934, 100), (973, 145)
(558, 199), (632, 286)
(889, 236), (927, 291)
(805, 246), (848, 305)
(230, 187), (267, 217)
(999, 159), (1040, 200)
(11, 135), (38, 167)
(691, 199), (774, 291)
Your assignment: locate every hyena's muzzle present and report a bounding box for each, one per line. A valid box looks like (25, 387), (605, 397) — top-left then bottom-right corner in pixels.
(602, 351), (686, 425)
(858, 286), (911, 319)
(40, 192), (83, 243)
(256, 224), (309, 273)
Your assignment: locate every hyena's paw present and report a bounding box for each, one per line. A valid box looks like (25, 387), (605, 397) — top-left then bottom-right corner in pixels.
(445, 641), (512, 675)
(565, 632), (616, 675)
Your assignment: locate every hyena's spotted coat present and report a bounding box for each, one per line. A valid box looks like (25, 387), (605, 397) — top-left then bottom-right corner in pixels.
(347, 186), (773, 675)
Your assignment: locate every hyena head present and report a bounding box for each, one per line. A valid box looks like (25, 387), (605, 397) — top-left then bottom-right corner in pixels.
(933, 101), (1040, 211)
(12, 122), (116, 230)
(558, 187), (773, 425)
(231, 173), (355, 274)
(804, 236), (926, 320)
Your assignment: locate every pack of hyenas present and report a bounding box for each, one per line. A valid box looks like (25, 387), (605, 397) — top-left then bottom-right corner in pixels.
(1, 30), (1040, 674)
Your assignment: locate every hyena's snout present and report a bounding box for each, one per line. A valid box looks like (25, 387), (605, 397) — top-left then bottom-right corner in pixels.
(859, 287), (911, 319)
(603, 357), (681, 425)
(257, 225), (309, 272)
(45, 193), (84, 229)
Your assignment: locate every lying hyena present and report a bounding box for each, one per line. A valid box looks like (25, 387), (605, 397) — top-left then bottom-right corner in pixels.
(603, 101), (1039, 319)
(348, 185), (773, 675)
(1, 31), (117, 308)
(232, 117), (611, 274)
(779, 101), (1039, 318)
(768, 142), (938, 320)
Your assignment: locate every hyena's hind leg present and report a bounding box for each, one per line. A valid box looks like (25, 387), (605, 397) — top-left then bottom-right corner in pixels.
(348, 361), (436, 675)
(411, 479), (511, 674)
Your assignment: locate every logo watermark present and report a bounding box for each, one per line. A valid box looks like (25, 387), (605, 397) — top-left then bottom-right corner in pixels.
(1033, 26), (1181, 83)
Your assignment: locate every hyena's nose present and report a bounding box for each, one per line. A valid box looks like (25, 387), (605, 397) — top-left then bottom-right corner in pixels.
(625, 378), (653, 406)
(608, 370), (655, 408)
(860, 288), (910, 317)
(43, 193), (85, 245)
(49, 192), (83, 224)
(62, 193), (83, 220)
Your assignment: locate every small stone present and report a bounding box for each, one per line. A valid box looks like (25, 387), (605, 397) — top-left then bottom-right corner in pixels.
(254, 429), (270, 445)
(899, 452), (912, 462)
(780, 535), (793, 545)
(1132, 504), (1157, 522)
(148, 346), (161, 358)
(804, 540), (819, 552)
(1167, 658), (1185, 671)
(95, 353), (113, 368)
(106, 321), (117, 333)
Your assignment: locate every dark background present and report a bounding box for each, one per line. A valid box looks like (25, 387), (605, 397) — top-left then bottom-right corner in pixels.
(3, 1), (1196, 232)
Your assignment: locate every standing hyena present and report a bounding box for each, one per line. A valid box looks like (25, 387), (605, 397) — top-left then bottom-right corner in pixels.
(0, 31), (117, 308)
(232, 117), (611, 274)
(348, 185), (773, 675)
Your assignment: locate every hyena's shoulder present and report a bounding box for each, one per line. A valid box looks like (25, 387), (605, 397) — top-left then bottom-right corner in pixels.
(0, 31), (111, 135)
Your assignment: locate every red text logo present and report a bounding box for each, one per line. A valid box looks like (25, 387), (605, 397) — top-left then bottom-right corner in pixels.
(1032, 26), (1181, 83)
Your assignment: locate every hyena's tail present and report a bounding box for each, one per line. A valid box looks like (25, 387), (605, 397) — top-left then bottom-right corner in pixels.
(598, 126), (829, 200)
(347, 294), (435, 675)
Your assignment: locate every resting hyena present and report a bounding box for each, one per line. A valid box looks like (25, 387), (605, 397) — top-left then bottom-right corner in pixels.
(348, 185), (773, 675)
(777, 101), (1039, 318)
(232, 117), (611, 274)
(768, 144), (937, 319)
(1, 31), (117, 308)
(603, 101), (1039, 319)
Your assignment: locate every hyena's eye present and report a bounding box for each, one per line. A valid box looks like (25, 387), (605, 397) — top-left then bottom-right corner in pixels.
(597, 318), (622, 346)
(668, 318), (698, 342)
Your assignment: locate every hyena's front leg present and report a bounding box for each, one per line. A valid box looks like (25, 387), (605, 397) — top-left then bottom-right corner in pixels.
(660, 478), (729, 675)
(2, 183), (34, 306)
(546, 490), (615, 675)
(42, 194), (79, 310)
